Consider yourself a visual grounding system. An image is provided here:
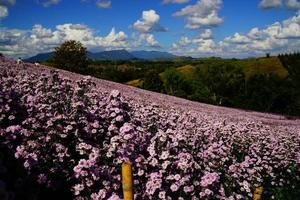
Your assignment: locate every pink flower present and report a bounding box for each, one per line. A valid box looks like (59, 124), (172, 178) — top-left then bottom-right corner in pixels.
(110, 90), (120, 98)
(170, 184), (179, 192)
(158, 191), (166, 199)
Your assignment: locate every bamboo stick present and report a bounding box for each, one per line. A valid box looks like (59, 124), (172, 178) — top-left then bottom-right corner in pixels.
(122, 162), (133, 200)
(253, 187), (263, 200)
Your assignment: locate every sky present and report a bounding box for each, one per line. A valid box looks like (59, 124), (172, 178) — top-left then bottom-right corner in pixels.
(0, 0), (300, 58)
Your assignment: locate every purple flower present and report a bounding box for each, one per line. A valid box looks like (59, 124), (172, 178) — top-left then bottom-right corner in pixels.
(170, 184), (179, 192)
(37, 174), (47, 184)
(110, 90), (121, 98)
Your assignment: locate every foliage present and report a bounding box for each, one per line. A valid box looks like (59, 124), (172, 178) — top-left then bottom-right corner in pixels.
(142, 69), (164, 92)
(161, 68), (193, 97)
(52, 40), (88, 73)
(279, 52), (300, 86)
(197, 63), (246, 106)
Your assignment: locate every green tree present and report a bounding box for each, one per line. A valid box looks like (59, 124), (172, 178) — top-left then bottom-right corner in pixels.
(201, 63), (246, 106)
(52, 40), (88, 73)
(162, 68), (192, 97)
(142, 70), (163, 92)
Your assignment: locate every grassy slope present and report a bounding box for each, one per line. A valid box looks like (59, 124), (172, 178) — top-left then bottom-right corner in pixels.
(234, 57), (288, 79)
(127, 56), (288, 86)
(126, 79), (143, 87)
(176, 65), (197, 79)
(173, 57), (288, 80)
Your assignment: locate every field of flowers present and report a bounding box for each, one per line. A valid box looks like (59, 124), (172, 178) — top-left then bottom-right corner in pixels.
(0, 57), (299, 200)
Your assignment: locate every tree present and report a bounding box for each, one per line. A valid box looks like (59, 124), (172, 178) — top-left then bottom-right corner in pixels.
(201, 63), (246, 106)
(52, 40), (88, 73)
(162, 68), (192, 97)
(142, 70), (163, 92)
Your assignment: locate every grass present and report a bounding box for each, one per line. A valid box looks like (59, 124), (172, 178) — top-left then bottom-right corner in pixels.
(126, 79), (143, 87)
(176, 65), (197, 79)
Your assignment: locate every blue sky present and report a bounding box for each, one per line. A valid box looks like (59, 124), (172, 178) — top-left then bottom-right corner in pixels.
(1, 0), (300, 58)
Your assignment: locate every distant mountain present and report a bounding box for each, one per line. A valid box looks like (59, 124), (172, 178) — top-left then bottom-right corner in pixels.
(131, 50), (176, 60)
(89, 49), (136, 60)
(25, 52), (53, 62)
(25, 50), (178, 62)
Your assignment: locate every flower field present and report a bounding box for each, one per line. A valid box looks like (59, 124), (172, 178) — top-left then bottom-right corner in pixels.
(0, 57), (299, 200)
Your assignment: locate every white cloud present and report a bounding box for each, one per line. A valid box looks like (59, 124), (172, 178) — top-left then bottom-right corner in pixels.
(0, 0), (15, 6)
(96, 0), (111, 9)
(247, 28), (263, 40)
(32, 24), (54, 38)
(173, 0), (223, 29)
(171, 36), (191, 51)
(285, 0), (300, 10)
(162, 0), (189, 4)
(194, 38), (217, 53)
(224, 33), (251, 44)
(0, 0), (15, 19)
(133, 10), (167, 33)
(172, 13), (300, 57)
(37, 0), (61, 7)
(178, 36), (191, 46)
(277, 22), (300, 38)
(140, 33), (160, 47)
(171, 30), (218, 56)
(259, 0), (300, 10)
(259, 0), (282, 9)
(0, 24), (132, 58)
(222, 13), (300, 56)
(198, 29), (213, 39)
(0, 5), (8, 18)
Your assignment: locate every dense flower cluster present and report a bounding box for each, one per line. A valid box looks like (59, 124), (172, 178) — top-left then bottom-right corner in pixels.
(0, 59), (299, 199)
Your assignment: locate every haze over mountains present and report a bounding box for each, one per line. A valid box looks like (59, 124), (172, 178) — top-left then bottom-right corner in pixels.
(25, 50), (177, 62)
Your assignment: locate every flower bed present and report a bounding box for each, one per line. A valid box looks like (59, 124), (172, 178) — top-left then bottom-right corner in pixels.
(0, 59), (299, 199)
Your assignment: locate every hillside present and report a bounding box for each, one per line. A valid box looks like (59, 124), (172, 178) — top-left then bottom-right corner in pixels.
(0, 58), (299, 199)
(234, 57), (288, 79)
(3, 58), (298, 125)
(170, 57), (288, 80)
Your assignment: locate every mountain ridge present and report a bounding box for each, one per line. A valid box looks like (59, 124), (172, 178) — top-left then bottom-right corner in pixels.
(25, 49), (178, 62)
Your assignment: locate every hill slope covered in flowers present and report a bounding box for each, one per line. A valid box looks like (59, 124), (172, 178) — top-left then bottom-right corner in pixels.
(0, 58), (299, 200)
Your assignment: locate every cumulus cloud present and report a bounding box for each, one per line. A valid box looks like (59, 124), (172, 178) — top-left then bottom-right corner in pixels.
(259, 0), (300, 10)
(162, 0), (189, 4)
(178, 36), (191, 46)
(96, 0), (111, 9)
(224, 33), (251, 44)
(222, 13), (300, 56)
(285, 0), (300, 10)
(0, 0), (15, 6)
(0, 23), (131, 58)
(140, 33), (160, 47)
(36, 0), (61, 7)
(198, 29), (213, 39)
(171, 36), (191, 49)
(133, 10), (167, 33)
(195, 38), (217, 53)
(259, 0), (282, 8)
(171, 30), (218, 56)
(173, 0), (223, 29)
(0, 5), (8, 18)
(0, 0), (15, 19)
(171, 13), (300, 57)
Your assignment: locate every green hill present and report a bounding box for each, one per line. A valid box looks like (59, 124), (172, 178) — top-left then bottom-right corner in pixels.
(234, 57), (288, 79)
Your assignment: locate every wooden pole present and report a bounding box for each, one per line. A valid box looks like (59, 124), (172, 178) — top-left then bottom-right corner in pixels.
(253, 187), (263, 200)
(122, 162), (133, 200)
